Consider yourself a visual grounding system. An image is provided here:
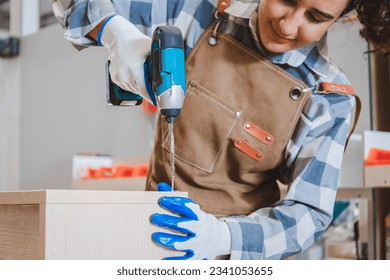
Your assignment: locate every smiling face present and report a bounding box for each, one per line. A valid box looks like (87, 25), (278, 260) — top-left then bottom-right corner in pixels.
(258, 0), (350, 53)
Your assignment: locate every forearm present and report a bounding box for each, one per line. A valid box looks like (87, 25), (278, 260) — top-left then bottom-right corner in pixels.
(87, 18), (106, 41)
(225, 201), (332, 260)
(52, 0), (116, 47)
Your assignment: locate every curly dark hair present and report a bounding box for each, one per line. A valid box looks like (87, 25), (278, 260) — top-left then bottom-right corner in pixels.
(342, 0), (390, 55)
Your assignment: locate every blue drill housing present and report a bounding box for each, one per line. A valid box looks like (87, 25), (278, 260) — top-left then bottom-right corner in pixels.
(156, 48), (186, 97)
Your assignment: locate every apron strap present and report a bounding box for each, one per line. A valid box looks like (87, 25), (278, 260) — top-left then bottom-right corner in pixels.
(217, 0), (231, 16)
(209, 0), (232, 45)
(318, 82), (362, 148)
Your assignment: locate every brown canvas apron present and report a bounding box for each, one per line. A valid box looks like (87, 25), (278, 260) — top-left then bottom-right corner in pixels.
(145, 23), (314, 216)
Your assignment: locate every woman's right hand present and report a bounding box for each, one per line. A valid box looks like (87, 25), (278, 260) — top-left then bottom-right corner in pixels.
(99, 15), (153, 103)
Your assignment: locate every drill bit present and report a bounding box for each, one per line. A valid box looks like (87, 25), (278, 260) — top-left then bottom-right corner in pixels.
(168, 122), (175, 192)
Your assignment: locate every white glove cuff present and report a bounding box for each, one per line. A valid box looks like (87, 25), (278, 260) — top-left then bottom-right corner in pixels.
(100, 15), (150, 49)
(216, 220), (232, 256)
(99, 15), (152, 101)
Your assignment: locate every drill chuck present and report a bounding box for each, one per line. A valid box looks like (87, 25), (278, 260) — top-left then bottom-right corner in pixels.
(156, 84), (185, 123)
(162, 113), (180, 123)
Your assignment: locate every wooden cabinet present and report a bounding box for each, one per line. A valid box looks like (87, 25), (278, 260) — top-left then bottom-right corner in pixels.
(0, 190), (186, 260)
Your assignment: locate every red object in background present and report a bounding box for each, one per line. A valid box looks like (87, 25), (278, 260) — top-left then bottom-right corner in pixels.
(82, 164), (149, 179)
(364, 148), (390, 166)
(86, 166), (113, 178)
(115, 165), (134, 178)
(142, 101), (158, 115)
(131, 164), (148, 177)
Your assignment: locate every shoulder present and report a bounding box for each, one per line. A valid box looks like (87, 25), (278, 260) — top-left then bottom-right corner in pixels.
(294, 36), (356, 119)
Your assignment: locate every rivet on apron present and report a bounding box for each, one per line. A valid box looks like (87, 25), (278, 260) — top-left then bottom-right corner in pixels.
(189, 81), (197, 88)
(289, 87), (303, 100)
(235, 111), (241, 117)
(245, 123), (251, 129)
(256, 153), (262, 159)
(265, 136), (272, 142)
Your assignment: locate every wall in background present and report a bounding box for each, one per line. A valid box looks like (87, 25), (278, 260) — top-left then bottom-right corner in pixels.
(0, 48), (21, 190)
(328, 20), (371, 134)
(1, 24), (154, 190)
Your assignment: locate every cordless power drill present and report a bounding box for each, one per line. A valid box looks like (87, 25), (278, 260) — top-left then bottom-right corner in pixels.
(106, 25), (186, 123)
(106, 26), (186, 189)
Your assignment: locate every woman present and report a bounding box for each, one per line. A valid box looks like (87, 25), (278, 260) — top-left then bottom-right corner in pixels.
(52, 0), (390, 259)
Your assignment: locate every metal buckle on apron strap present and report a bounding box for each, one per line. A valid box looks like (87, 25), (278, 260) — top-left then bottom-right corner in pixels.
(290, 86), (314, 100)
(208, 0), (231, 46)
(208, 16), (222, 46)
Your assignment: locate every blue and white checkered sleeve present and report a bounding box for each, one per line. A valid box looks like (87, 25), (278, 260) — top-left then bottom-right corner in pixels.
(52, 0), (217, 51)
(224, 93), (356, 260)
(52, 0), (117, 47)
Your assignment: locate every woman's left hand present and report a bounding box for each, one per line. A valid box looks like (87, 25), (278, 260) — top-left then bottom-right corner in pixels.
(150, 183), (231, 260)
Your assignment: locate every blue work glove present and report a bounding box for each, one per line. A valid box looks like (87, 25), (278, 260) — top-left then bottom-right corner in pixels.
(151, 182), (231, 260)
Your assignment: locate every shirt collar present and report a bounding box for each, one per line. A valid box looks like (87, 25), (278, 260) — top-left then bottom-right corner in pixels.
(267, 34), (331, 78)
(225, 0), (259, 19)
(225, 2), (332, 78)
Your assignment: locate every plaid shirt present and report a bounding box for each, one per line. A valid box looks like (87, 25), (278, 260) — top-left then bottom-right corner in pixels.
(53, 0), (355, 259)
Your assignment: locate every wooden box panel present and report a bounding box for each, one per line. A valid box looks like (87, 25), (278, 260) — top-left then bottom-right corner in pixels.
(0, 204), (43, 259)
(0, 190), (186, 260)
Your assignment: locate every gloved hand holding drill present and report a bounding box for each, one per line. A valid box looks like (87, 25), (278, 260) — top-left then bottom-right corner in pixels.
(98, 14), (186, 123)
(151, 182), (232, 260)
(99, 15), (153, 103)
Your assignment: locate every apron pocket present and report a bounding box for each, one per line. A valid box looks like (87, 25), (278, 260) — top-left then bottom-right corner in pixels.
(162, 81), (240, 173)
